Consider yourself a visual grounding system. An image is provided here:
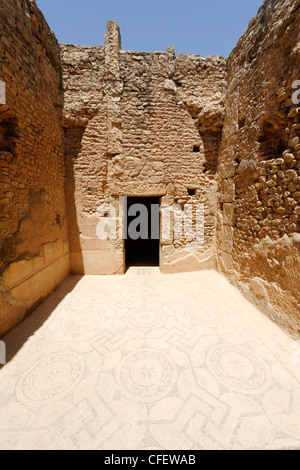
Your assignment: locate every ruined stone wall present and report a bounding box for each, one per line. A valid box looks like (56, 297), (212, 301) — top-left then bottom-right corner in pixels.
(216, 0), (300, 336)
(61, 22), (227, 274)
(0, 0), (69, 335)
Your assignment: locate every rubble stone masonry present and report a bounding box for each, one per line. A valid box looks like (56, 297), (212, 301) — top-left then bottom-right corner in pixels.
(216, 0), (300, 336)
(61, 23), (227, 275)
(0, 0), (299, 336)
(0, 0), (69, 335)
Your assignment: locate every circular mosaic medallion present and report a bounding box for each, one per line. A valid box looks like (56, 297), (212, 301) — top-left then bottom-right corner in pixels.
(207, 344), (269, 393)
(126, 308), (165, 330)
(117, 349), (177, 403)
(64, 304), (102, 332)
(16, 352), (85, 405)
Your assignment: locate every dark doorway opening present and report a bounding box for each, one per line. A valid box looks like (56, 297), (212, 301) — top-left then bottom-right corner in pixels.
(125, 197), (160, 269)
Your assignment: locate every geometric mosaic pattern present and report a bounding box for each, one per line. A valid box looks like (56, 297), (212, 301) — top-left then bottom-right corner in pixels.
(0, 268), (299, 449)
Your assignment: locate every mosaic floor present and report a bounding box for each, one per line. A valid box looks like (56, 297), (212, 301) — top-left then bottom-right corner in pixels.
(0, 268), (299, 450)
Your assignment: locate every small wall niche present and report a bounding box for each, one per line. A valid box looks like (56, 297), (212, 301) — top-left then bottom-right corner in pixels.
(187, 188), (196, 196)
(258, 121), (287, 161)
(238, 117), (245, 129)
(0, 117), (19, 153)
(193, 146), (200, 153)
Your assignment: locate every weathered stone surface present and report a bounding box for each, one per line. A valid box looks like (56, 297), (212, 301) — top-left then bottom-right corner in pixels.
(61, 25), (227, 276)
(1, 269), (300, 450)
(216, 0), (300, 337)
(0, 0), (69, 335)
(0, 0), (299, 337)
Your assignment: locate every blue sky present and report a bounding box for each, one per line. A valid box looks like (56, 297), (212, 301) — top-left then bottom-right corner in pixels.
(36, 0), (263, 57)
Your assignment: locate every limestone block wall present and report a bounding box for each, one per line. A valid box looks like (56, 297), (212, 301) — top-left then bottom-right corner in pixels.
(0, 0), (69, 335)
(216, 0), (300, 336)
(61, 22), (227, 274)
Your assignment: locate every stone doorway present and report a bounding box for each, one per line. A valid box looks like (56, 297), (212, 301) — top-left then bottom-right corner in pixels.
(125, 197), (160, 269)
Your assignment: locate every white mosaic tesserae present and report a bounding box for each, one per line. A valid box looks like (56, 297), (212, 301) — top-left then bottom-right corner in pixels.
(0, 269), (299, 450)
